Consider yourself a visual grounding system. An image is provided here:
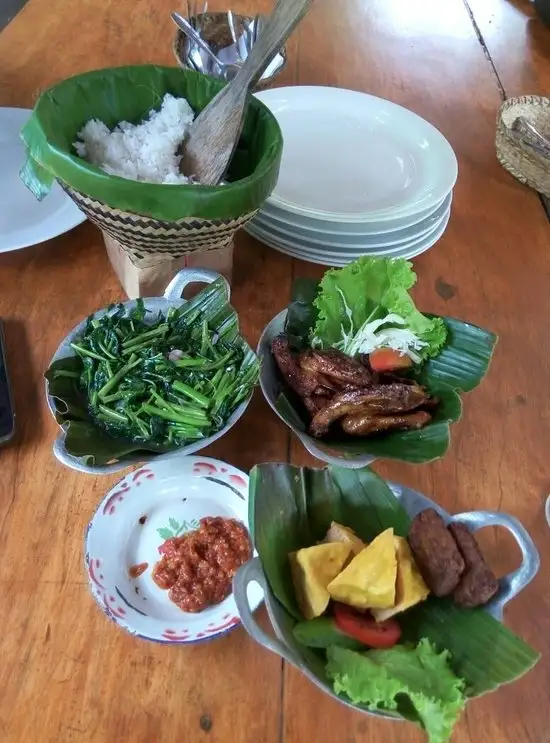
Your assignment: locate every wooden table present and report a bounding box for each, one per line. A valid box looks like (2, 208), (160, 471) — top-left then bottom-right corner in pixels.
(0, 1), (549, 741)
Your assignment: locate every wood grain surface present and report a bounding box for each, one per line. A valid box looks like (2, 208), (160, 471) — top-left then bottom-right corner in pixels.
(0, 1), (549, 742)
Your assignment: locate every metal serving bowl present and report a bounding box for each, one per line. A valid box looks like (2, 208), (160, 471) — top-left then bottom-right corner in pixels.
(257, 309), (376, 468)
(45, 269), (256, 475)
(173, 12), (287, 90)
(234, 479), (540, 720)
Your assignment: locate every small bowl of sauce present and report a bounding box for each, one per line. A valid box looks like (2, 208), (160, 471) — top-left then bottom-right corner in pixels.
(85, 455), (259, 644)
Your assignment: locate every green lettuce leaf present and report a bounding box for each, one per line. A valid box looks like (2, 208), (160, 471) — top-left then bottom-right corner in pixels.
(326, 640), (466, 743)
(310, 257), (447, 361)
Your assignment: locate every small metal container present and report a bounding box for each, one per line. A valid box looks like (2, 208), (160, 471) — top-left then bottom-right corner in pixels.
(173, 11), (287, 90)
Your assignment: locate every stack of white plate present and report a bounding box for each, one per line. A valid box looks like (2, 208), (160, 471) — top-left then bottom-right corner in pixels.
(247, 87), (458, 266)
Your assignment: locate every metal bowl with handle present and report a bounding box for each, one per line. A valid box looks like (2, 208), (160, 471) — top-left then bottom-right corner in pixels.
(233, 480), (540, 719)
(46, 268), (255, 475)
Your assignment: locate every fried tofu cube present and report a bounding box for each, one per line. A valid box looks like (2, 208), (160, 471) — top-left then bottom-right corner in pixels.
(327, 528), (397, 610)
(372, 536), (430, 622)
(289, 542), (352, 619)
(323, 521), (366, 556)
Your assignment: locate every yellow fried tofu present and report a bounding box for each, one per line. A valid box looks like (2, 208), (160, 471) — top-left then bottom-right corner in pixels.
(323, 521), (366, 556)
(327, 528), (397, 610)
(289, 542), (352, 619)
(372, 537), (430, 622)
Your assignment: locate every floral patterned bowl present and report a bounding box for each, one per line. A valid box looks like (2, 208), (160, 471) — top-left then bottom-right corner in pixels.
(85, 454), (261, 644)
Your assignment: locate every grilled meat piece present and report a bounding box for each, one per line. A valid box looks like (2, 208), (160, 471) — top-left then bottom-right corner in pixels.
(299, 349), (372, 387)
(340, 410), (432, 436)
(303, 395), (329, 416)
(313, 373), (350, 395)
(308, 383), (430, 437)
(449, 523), (499, 608)
(408, 509), (465, 597)
(271, 336), (320, 398)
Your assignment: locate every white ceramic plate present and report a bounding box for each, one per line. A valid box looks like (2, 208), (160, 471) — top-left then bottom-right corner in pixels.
(85, 455), (261, 644)
(246, 206), (450, 260)
(260, 190), (452, 235)
(254, 87), (457, 223)
(0, 107), (85, 253)
(246, 209), (451, 267)
(252, 194), (452, 250)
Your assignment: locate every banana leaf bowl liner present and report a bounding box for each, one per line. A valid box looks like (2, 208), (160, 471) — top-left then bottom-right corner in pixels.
(20, 65), (283, 261)
(260, 278), (498, 465)
(248, 463), (539, 720)
(45, 276), (259, 467)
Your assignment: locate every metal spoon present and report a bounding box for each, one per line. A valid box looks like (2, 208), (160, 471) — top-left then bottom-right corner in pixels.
(511, 115), (550, 160)
(252, 14), (262, 45)
(226, 10), (244, 63)
(172, 12), (240, 81)
(185, 0), (207, 30)
(180, 0), (313, 185)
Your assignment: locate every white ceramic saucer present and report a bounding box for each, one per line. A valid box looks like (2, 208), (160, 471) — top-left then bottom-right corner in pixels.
(85, 455), (261, 644)
(0, 107), (85, 252)
(254, 87), (458, 223)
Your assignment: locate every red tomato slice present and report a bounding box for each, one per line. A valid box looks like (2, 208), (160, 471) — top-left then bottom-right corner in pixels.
(369, 348), (413, 373)
(333, 603), (401, 648)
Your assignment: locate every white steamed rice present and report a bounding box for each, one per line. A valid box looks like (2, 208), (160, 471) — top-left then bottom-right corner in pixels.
(73, 93), (196, 185)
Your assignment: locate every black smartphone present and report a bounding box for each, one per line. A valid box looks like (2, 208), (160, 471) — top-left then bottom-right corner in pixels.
(0, 321), (15, 445)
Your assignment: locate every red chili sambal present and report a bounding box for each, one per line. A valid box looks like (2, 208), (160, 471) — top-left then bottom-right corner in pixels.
(152, 516), (252, 613)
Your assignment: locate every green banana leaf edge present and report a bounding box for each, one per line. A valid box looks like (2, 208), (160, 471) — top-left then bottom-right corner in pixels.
(20, 65), (283, 221)
(274, 278), (498, 464)
(45, 278), (259, 466)
(249, 462), (540, 700)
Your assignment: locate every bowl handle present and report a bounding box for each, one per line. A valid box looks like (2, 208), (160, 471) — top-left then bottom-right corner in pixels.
(451, 510), (540, 620)
(163, 268), (231, 301)
(233, 557), (302, 667)
(296, 431), (375, 469)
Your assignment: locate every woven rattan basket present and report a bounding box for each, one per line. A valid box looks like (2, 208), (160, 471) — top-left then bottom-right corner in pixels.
(496, 96), (550, 197)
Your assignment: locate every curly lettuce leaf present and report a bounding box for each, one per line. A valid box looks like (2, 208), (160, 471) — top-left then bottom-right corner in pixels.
(326, 640), (466, 743)
(310, 257), (447, 361)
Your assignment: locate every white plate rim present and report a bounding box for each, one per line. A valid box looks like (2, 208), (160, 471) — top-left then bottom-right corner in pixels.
(246, 209), (451, 266)
(84, 454), (260, 644)
(252, 197), (452, 250)
(255, 86), (458, 224)
(0, 107), (86, 253)
(260, 190), (452, 236)
(247, 206), (450, 258)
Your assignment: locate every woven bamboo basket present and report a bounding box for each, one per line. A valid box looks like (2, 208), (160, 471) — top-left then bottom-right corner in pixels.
(21, 66), (284, 296)
(496, 96), (550, 197)
(61, 186), (258, 296)
(63, 184), (257, 265)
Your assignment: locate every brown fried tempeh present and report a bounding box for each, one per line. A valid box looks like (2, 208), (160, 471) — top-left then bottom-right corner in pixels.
(308, 383), (430, 437)
(408, 509), (465, 596)
(341, 410), (432, 436)
(449, 522), (499, 608)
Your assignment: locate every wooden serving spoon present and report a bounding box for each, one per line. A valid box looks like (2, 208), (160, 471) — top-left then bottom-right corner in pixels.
(179, 0), (313, 185)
